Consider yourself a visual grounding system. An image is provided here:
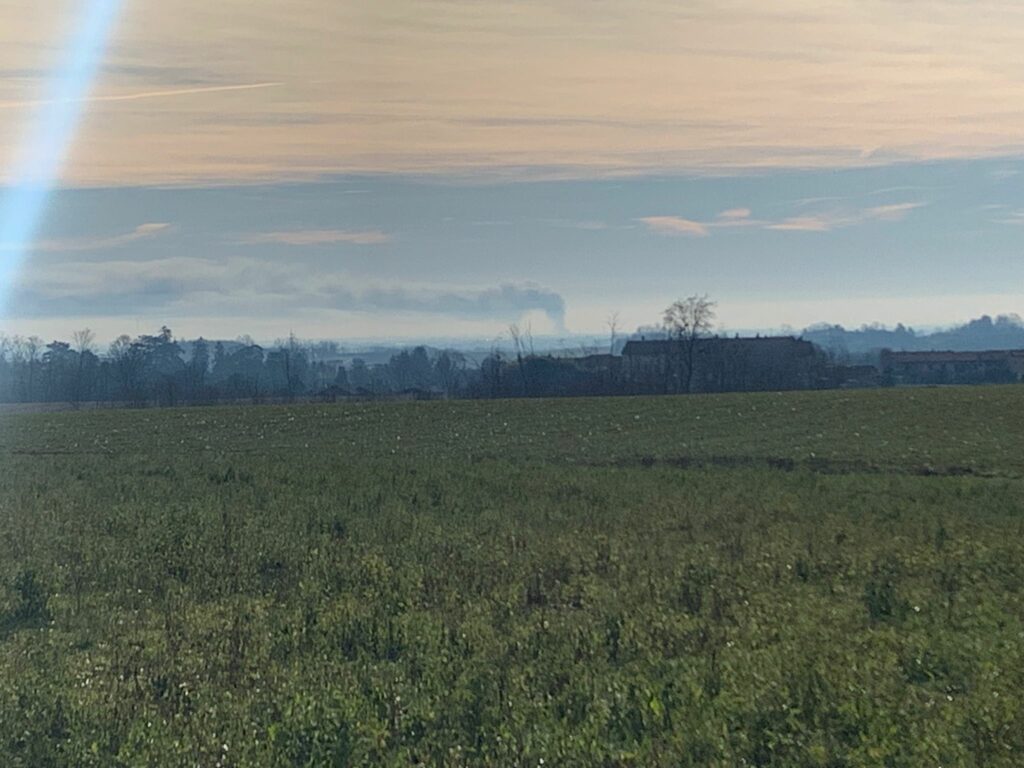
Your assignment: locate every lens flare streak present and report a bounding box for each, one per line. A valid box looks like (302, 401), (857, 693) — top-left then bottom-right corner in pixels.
(0, 0), (124, 305)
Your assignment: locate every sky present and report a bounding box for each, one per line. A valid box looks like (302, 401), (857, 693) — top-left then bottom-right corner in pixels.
(1, 0), (1023, 342)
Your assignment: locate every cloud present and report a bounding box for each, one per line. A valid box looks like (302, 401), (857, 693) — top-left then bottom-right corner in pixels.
(638, 216), (709, 237)
(100, 64), (230, 87)
(642, 201), (924, 236)
(768, 202), (924, 232)
(865, 202), (923, 221)
(540, 219), (610, 231)
(240, 229), (392, 246)
(765, 216), (833, 232)
(0, 83), (282, 111)
(711, 208), (763, 229)
(2, 223), (172, 253)
(994, 209), (1024, 226)
(8, 255), (566, 329)
(13, 0), (1024, 184)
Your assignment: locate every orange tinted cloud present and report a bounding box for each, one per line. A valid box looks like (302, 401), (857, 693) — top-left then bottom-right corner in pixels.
(5, 1), (1024, 184)
(643, 202), (924, 235)
(639, 216), (709, 237)
(2, 222), (172, 252)
(767, 202), (924, 232)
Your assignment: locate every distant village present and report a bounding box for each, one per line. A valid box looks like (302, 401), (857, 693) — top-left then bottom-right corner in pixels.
(471, 336), (1024, 400)
(0, 312), (1022, 407)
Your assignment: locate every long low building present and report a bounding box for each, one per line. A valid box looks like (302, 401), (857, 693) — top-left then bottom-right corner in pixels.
(621, 336), (823, 393)
(880, 349), (1024, 384)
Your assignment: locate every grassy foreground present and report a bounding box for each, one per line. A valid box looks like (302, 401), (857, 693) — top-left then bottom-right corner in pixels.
(1, 386), (1023, 766)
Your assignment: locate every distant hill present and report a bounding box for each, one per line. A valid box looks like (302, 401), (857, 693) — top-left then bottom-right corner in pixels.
(803, 314), (1024, 358)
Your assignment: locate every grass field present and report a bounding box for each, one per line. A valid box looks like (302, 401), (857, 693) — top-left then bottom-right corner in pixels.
(1, 386), (1023, 766)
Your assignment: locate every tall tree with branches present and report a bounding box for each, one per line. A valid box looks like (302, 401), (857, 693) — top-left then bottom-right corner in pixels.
(607, 311), (621, 354)
(663, 295), (717, 393)
(71, 329), (96, 407)
(508, 323), (534, 397)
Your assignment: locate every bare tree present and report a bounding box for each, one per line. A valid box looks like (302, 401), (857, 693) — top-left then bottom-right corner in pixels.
(663, 295), (717, 393)
(71, 329), (96, 407)
(508, 323), (531, 396)
(480, 336), (507, 398)
(109, 334), (142, 404)
(272, 332), (307, 401)
(25, 336), (42, 402)
(435, 350), (466, 398)
(607, 311), (621, 354)
(72, 329), (95, 354)
(605, 311), (622, 392)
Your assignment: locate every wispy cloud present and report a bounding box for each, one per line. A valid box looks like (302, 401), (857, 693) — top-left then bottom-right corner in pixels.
(0, 82), (282, 111)
(866, 203), (923, 221)
(10, 1), (1024, 183)
(994, 209), (1024, 226)
(541, 219), (610, 231)
(642, 202), (924, 236)
(639, 210), (761, 237)
(718, 208), (751, 221)
(2, 223), (172, 253)
(768, 202), (924, 232)
(638, 216), (709, 237)
(241, 229), (392, 246)
(765, 216), (834, 232)
(711, 208), (764, 229)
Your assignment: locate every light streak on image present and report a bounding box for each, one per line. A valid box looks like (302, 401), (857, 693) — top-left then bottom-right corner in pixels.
(0, 0), (124, 309)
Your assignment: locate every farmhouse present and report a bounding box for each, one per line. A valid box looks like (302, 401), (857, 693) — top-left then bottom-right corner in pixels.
(621, 336), (822, 393)
(880, 349), (1024, 385)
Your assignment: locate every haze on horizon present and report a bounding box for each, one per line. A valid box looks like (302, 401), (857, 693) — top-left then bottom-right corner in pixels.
(1, 0), (1023, 341)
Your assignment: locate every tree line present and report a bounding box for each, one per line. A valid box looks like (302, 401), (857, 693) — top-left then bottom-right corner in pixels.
(0, 297), (857, 407)
(0, 328), (485, 407)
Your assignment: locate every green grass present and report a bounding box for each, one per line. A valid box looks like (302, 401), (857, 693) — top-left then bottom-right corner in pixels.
(1, 386), (1023, 766)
